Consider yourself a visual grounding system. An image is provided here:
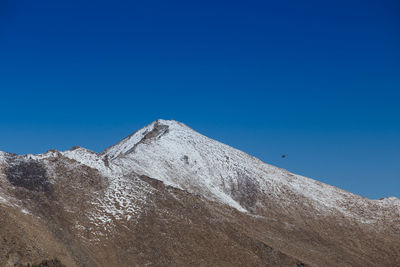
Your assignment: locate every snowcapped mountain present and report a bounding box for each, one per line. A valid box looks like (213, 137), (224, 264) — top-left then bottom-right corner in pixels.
(60, 119), (400, 219)
(0, 119), (399, 266)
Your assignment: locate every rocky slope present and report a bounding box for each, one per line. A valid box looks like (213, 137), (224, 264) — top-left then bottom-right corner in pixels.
(0, 119), (399, 266)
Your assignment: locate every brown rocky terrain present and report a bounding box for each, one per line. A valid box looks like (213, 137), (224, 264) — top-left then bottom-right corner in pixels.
(0, 119), (399, 266)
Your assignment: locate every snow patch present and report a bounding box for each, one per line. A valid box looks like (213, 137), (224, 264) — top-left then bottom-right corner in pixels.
(61, 147), (111, 176)
(27, 150), (60, 160)
(0, 194), (9, 204)
(87, 174), (154, 232)
(0, 151), (6, 163)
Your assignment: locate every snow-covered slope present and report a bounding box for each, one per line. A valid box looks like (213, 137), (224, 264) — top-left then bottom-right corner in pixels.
(0, 151), (6, 163)
(62, 147), (111, 176)
(94, 119), (397, 220)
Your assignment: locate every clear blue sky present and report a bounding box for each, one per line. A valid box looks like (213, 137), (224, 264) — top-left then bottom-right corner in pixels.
(1, 0), (399, 199)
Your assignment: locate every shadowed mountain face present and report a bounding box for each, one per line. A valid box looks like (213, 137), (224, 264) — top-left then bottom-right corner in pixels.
(0, 120), (399, 266)
(5, 156), (51, 195)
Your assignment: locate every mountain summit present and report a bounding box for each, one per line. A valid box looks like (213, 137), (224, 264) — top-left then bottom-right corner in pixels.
(0, 120), (399, 266)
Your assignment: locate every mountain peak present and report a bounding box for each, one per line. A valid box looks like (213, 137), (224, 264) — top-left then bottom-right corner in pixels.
(147, 118), (189, 128)
(101, 119), (193, 160)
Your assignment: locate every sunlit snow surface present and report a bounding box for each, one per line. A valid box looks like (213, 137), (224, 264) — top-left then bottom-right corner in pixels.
(57, 119), (398, 221)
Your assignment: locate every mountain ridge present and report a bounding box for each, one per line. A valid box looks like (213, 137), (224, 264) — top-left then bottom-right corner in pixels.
(0, 119), (399, 266)
(2, 119), (399, 208)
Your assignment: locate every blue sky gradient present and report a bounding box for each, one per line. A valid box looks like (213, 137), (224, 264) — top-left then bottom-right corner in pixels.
(0, 0), (399, 199)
